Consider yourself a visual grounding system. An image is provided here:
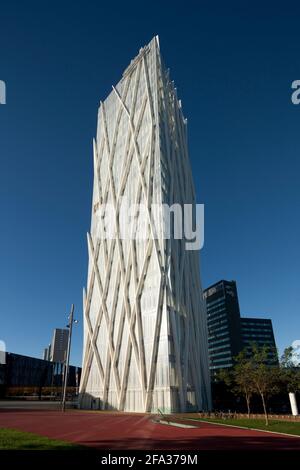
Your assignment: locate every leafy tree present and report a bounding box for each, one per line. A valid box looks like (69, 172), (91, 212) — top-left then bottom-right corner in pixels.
(215, 368), (232, 388)
(232, 351), (255, 418)
(280, 346), (300, 395)
(249, 344), (280, 425)
(281, 346), (295, 369)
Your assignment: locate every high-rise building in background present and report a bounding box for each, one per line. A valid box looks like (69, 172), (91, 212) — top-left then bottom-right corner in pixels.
(50, 328), (69, 363)
(79, 37), (211, 412)
(43, 344), (51, 361)
(43, 329), (69, 363)
(241, 317), (277, 364)
(204, 280), (242, 372)
(204, 280), (277, 373)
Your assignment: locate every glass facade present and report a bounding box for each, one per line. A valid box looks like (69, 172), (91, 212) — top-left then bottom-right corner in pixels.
(204, 280), (277, 372)
(204, 280), (242, 372)
(241, 318), (277, 363)
(79, 37), (211, 412)
(0, 352), (80, 397)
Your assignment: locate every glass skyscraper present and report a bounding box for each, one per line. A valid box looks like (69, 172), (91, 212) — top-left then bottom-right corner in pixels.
(79, 37), (211, 412)
(241, 318), (277, 364)
(204, 280), (277, 373)
(204, 280), (242, 372)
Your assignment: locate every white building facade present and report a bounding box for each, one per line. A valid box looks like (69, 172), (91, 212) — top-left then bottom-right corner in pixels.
(79, 37), (211, 412)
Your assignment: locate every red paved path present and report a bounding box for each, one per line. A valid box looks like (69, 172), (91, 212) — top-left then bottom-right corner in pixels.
(0, 409), (300, 450)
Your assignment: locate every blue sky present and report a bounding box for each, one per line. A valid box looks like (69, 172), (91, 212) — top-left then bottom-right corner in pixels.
(0, 1), (299, 366)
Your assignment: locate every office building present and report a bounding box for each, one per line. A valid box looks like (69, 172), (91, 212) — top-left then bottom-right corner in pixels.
(50, 328), (69, 363)
(204, 280), (277, 372)
(241, 317), (277, 363)
(0, 352), (81, 398)
(43, 344), (51, 361)
(79, 37), (211, 412)
(204, 280), (242, 372)
(43, 329), (69, 363)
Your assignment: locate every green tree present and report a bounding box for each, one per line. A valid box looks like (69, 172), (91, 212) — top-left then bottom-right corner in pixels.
(281, 346), (295, 369)
(215, 368), (232, 388)
(233, 351), (255, 418)
(280, 346), (300, 398)
(249, 344), (280, 425)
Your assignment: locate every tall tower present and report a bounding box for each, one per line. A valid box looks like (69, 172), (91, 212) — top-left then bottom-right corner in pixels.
(79, 37), (211, 412)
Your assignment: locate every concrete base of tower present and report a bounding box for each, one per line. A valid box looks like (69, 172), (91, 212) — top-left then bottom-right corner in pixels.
(78, 387), (207, 413)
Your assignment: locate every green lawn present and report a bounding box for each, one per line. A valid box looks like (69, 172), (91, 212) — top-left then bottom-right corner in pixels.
(194, 418), (300, 436)
(0, 428), (85, 450)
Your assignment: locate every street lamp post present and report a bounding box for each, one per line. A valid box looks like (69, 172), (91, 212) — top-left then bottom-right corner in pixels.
(62, 304), (77, 412)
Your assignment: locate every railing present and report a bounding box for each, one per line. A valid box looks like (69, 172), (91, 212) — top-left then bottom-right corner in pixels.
(196, 411), (300, 421)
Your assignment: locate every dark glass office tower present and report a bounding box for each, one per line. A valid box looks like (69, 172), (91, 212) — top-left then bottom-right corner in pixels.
(241, 318), (277, 363)
(203, 280), (242, 373)
(204, 280), (278, 373)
